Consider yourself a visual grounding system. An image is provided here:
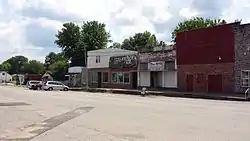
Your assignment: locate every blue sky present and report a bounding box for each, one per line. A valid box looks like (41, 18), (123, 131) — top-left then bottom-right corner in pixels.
(0, 0), (250, 63)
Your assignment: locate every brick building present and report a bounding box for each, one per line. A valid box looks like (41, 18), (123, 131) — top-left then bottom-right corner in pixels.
(177, 22), (250, 93)
(177, 23), (237, 93)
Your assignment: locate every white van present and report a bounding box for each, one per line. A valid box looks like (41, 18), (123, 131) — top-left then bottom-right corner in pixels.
(42, 81), (69, 91)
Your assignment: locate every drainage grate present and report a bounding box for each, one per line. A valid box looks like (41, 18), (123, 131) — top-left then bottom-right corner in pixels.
(0, 102), (30, 106)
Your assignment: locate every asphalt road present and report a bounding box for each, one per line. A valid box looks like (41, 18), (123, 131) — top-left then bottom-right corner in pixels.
(0, 86), (250, 141)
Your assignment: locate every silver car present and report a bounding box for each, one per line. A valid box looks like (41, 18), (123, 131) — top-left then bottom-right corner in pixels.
(43, 81), (69, 91)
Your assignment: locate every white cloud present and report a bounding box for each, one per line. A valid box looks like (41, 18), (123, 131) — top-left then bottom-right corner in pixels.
(0, 0), (250, 63)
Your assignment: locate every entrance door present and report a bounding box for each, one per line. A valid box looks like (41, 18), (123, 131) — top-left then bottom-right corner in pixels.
(186, 75), (194, 92)
(97, 72), (102, 88)
(150, 72), (155, 88)
(208, 75), (222, 93)
(131, 72), (137, 89)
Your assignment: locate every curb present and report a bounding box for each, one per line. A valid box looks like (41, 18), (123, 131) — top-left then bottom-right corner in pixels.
(69, 88), (248, 102)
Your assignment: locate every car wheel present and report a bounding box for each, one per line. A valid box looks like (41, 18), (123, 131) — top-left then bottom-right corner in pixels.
(64, 88), (69, 91)
(48, 87), (53, 91)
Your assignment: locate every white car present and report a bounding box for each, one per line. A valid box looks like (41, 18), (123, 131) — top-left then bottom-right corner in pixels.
(43, 81), (69, 91)
(26, 80), (41, 90)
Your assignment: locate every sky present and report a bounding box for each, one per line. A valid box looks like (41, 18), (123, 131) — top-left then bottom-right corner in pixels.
(0, 0), (250, 63)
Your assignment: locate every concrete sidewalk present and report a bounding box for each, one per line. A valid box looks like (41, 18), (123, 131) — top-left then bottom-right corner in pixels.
(69, 87), (248, 102)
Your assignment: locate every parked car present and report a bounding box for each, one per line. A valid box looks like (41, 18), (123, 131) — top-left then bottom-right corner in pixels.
(42, 81), (69, 91)
(26, 80), (42, 90)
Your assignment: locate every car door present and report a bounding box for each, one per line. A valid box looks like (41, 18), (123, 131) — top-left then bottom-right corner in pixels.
(50, 82), (58, 90)
(57, 82), (64, 90)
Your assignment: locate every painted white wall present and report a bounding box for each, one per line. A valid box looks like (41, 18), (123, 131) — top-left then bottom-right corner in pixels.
(162, 71), (177, 88)
(138, 72), (150, 87)
(87, 48), (137, 69)
(0, 71), (12, 82)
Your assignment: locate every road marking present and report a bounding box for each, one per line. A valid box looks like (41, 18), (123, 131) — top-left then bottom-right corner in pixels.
(0, 102), (30, 107)
(1, 106), (94, 141)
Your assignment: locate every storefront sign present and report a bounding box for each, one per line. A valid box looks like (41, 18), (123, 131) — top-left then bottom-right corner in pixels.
(139, 50), (176, 63)
(148, 61), (165, 71)
(109, 55), (137, 68)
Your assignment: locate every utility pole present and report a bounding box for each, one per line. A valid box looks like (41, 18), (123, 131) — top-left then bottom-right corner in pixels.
(84, 46), (89, 90)
(137, 45), (140, 90)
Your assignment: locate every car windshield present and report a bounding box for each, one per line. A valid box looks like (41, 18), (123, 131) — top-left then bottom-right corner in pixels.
(30, 81), (40, 84)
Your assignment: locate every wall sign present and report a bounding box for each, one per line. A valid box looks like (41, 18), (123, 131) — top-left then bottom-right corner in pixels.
(148, 61), (165, 71)
(139, 50), (176, 63)
(109, 55), (137, 68)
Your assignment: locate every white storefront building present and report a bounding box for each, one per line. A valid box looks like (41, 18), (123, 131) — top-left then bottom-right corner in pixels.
(138, 49), (177, 89)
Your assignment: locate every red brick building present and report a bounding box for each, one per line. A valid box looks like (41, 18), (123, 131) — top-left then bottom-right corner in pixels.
(176, 23), (237, 93)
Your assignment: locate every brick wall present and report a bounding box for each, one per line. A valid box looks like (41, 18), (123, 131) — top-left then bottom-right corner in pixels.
(178, 63), (235, 93)
(234, 23), (250, 93)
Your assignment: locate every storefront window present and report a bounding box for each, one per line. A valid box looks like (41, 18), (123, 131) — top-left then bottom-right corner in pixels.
(124, 73), (130, 83)
(91, 72), (98, 83)
(102, 72), (108, 83)
(111, 72), (117, 83)
(242, 70), (250, 87)
(117, 72), (123, 83)
(111, 72), (130, 84)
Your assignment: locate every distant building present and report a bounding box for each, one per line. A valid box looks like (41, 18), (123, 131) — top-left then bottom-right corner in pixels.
(0, 71), (12, 83)
(68, 66), (87, 87)
(12, 74), (25, 85)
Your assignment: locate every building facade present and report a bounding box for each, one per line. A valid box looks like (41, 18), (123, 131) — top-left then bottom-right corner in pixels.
(109, 54), (137, 89)
(138, 49), (177, 89)
(87, 48), (137, 88)
(177, 22), (250, 93)
(234, 23), (250, 93)
(177, 23), (236, 93)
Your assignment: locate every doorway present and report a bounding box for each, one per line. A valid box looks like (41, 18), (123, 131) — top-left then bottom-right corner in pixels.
(150, 72), (160, 88)
(186, 74), (194, 92)
(208, 75), (222, 93)
(97, 72), (102, 88)
(131, 72), (137, 89)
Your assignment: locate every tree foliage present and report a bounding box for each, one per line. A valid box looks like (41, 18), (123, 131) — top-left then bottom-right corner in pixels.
(121, 31), (158, 51)
(172, 17), (227, 42)
(22, 60), (45, 74)
(48, 60), (68, 81)
(109, 42), (121, 49)
(55, 21), (111, 67)
(45, 52), (66, 69)
(1, 62), (11, 72)
(2, 56), (28, 74)
(55, 22), (81, 60)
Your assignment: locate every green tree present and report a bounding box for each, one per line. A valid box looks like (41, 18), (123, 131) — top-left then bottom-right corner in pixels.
(45, 52), (66, 69)
(2, 56), (28, 74)
(55, 22), (81, 61)
(172, 17), (227, 42)
(1, 62), (11, 72)
(49, 60), (68, 81)
(121, 31), (158, 51)
(55, 21), (111, 66)
(22, 60), (45, 74)
(109, 42), (121, 49)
